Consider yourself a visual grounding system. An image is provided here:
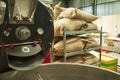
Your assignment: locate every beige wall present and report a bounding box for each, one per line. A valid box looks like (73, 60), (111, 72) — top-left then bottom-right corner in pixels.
(93, 14), (120, 37)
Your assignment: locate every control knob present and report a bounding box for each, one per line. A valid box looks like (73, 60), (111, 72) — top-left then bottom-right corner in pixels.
(16, 26), (31, 40)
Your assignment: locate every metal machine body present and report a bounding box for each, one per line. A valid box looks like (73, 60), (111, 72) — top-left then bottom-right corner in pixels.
(0, 0), (53, 72)
(1, 63), (120, 80)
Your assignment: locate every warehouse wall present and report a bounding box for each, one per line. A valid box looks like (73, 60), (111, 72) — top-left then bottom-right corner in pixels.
(68, 0), (81, 8)
(79, 0), (120, 16)
(97, 1), (120, 16)
(94, 14), (120, 37)
(52, 0), (66, 7)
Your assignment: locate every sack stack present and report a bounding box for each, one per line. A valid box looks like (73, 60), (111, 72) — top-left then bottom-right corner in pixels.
(53, 2), (100, 64)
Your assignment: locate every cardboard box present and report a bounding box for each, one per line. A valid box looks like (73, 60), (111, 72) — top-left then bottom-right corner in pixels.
(95, 54), (118, 71)
(100, 55), (118, 71)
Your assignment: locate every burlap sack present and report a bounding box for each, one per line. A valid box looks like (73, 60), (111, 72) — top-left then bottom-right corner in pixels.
(54, 36), (75, 44)
(57, 8), (99, 22)
(54, 37), (63, 44)
(75, 53), (98, 64)
(57, 8), (76, 20)
(53, 37), (84, 56)
(54, 1), (66, 20)
(86, 40), (99, 48)
(81, 37), (99, 49)
(81, 23), (98, 30)
(54, 18), (87, 37)
(54, 53), (98, 65)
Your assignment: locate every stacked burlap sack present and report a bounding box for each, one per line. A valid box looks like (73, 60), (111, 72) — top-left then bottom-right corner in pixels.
(53, 36), (99, 56)
(53, 2), (100, 64)
(54, 2), (99, 37)
(54, 53), (98, 65)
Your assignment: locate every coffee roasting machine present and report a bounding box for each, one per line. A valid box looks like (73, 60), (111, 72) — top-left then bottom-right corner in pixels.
(0, 0), (53, 71)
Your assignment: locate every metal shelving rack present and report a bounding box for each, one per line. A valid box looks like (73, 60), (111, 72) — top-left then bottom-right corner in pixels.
(63, 27), (103, 65)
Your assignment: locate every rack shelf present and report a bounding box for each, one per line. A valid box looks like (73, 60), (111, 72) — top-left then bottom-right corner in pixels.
(66, 30), (102, 35)
(63, 27), (103, 64)
(65, 46), (101, 57)
(51, 27), (103, 65)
